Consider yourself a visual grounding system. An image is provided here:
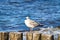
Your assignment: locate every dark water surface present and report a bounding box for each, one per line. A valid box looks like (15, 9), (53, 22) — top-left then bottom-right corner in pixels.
(0, 0), (60, 31)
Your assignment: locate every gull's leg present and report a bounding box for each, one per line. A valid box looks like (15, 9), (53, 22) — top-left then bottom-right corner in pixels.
(30, 27), (32, 32)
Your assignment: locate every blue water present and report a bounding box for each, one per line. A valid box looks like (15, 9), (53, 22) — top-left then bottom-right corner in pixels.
(0, 0), (60, 31)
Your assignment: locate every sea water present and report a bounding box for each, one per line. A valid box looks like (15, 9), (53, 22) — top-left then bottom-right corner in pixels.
(0, 0), (60, 31)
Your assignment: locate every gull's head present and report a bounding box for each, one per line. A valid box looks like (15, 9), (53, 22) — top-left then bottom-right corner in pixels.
(26, 16), (30, 19)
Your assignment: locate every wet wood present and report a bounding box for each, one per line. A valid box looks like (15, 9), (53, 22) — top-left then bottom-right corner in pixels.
(0, 32), (9, 40)
(0, 32), (60, 40)
(0, 32), (2, 40)
(26, 32), (33, 40)
(9, 32), (23, 40)
(58, 34), (60, 40)
(26, 32), (41, 40)
(41, 34), (54, 40)
(33, 33), (41, 40)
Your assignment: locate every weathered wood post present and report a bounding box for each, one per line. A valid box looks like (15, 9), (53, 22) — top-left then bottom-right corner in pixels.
(26, 32), (41, 40)
(41, 34), (54, 40)
(26, 32), (33, 40)
(58, 34), (60, 40)
(9, 32), (23, 40)
(0, 32), (2, 40)
(0, 32), (9, 40)
(33, 33), (41, 40)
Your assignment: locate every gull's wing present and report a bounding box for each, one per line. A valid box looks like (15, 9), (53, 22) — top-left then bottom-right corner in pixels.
(29, 20), (39, 26)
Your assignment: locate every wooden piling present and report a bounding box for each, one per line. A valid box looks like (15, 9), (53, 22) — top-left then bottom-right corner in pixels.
(0, 32), (2, 40)
(41, 34), (54, 40)
(0, 32), (9, 40)
(33, 33), (41, 40)
(9, 32), (23, 40)
(58, 34), (60, 40)
(26, 32), (33, 40)
(26, 32), (41, 40)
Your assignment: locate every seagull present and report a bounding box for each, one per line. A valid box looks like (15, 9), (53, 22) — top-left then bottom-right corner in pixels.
(24, 16), (43, 32)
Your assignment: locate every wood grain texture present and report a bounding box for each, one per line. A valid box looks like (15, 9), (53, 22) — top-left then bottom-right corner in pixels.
(26, 32), (41, 40)
(9, 32), (23, 40)
(26, 32), (33, 40)
(58, 34), (60, 40)
(0, 32), (9, 40)
(33, 33), (41, 40)
(41, 34), (54, 40)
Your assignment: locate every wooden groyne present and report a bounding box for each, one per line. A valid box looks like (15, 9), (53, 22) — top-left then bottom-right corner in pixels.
(26, 32), (41, 40)
(9, 32), (23, 40)
(41, 34), (54, 40)
(58, 34), (60, 40)
(0, 32), (9, 40)
(0, 32), (59, 40)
